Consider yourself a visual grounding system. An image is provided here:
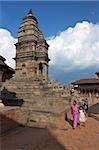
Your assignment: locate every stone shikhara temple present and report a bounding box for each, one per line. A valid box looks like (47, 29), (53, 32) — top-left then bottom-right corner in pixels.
(1, 10), (69, 127)
(14, 9), (50, 81)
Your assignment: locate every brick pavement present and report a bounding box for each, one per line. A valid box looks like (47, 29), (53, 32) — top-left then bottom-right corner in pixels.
(0, 104), (99, 150)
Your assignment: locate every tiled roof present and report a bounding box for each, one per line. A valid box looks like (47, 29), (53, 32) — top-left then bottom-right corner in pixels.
(72, 78), (99, 85)
(0, 55), (15, 73)
(7, 66), (15, 73)
(96, 72), (99, 77)
(0, 60), (6, 66)
(0, 56), (6, 66)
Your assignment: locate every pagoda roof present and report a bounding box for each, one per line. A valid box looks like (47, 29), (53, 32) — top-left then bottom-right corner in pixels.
(0, 56), (6, 61)
(0, 55), (15, 73)
(72, 78), (99, 85)
(7, 66), (15, 73)
(96, 72), (99, 77)
(0, 55), (6, 66)
(0, 60), (6, 66)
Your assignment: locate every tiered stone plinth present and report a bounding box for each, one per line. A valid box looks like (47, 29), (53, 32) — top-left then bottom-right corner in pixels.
(1, 78), (70, 127)
(2, 78), (69, 109)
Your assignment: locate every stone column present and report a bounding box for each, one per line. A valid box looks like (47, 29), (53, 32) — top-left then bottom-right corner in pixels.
(42, 64), (45, 80)
(33, 66), (36, 80)
(89, 91), (93, 106)
(92, 90), (95, 104)
(96, 92), (99, 103)
(46, 65), (48, 81)
(91, 91), (94, 104)
(36, 64), (39, 80)
(40, 64), (43, 80)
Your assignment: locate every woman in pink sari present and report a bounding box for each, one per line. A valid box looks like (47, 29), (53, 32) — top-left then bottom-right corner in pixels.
(71, 100), (79, 129)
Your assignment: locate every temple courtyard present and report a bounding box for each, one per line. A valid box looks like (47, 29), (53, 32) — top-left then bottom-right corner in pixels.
(0, 104), (99, 150)
(0, 8), (99, 150)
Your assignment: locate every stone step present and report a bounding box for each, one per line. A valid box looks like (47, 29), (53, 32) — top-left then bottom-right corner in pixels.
(22, 100), (69, 108)
(4, 79), (45, 87)
(2, 79), (70, 114)
(1, 88), (60, 96)
(3, 83), (43, 89)
(15, 95), (65, 101)
(2, 86), (52, 94)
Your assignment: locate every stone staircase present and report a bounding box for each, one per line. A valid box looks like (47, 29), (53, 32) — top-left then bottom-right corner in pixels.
(2, 78), (69, 109)
(1, 78), (70, 127)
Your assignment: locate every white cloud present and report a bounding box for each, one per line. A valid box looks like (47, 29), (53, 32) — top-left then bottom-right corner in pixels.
(47, 21), (99, 71)
(0, 28), (17, 68)
(0, 21), (99, 73)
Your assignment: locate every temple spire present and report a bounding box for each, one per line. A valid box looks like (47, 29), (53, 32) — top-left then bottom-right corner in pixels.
(28, 9), (33, 15)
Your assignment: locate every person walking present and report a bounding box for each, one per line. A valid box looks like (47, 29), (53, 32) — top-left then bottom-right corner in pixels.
(79, 106), (87, 127)
(82, 98), (88, 114)
(71, 100), (79, 129)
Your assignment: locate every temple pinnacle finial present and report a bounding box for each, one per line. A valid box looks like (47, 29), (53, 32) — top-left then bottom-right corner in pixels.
(28, 9), (33, 15)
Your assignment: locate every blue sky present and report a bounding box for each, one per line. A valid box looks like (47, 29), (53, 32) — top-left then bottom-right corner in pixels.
(0, 1), (99, 84)
(1, 1), (99, 38)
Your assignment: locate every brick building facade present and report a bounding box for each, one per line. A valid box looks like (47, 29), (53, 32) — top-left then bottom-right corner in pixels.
(0, 56), (14, 82)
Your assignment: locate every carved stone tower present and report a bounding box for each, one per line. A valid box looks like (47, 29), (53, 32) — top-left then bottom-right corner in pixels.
(14, 9), (50, 81)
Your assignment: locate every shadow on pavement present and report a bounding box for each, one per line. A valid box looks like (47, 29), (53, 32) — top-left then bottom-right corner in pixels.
(0, 112), (67, 150)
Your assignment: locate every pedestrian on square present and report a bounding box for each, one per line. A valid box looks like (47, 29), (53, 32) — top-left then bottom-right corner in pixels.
(71, 100), (79, 129)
